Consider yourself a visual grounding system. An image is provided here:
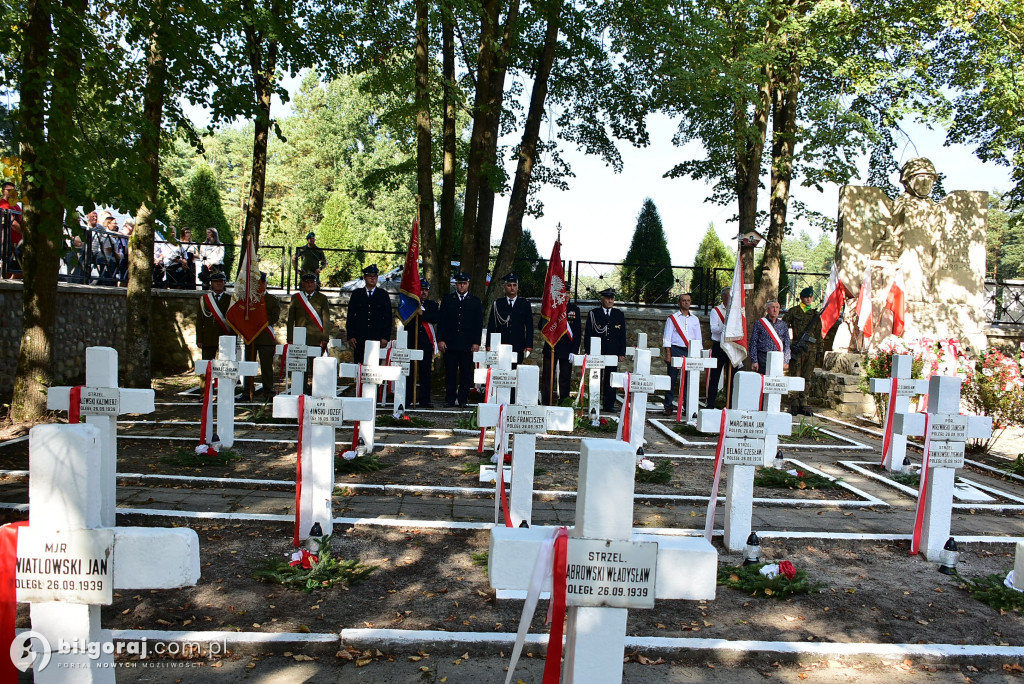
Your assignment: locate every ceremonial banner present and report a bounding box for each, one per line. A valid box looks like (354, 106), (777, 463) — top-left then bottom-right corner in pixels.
(226, 238), (269, 344)
(820, 262), (846, 337)
(721, 249), (748, 366)
(885, 271), (907, 337)
(540, 239), (569, 347)
(855, 264), (873, 339)
(397, 214), (422, 325)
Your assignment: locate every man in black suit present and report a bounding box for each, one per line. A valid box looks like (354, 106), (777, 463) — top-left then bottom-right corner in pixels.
(438, 272), (483, 407)
(407, 278), (441, 408)
(541, 299), (581, 405)
(347, 263), (393, 365)
(584, 288), (627, 412)
(487, 272), (534, 364)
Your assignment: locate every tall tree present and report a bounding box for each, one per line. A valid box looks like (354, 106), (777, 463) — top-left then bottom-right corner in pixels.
(414, 0), (437, 289)
(692, 225), (735, 307)
(176, 165), (234, 272)
(621, 198), (673, 304)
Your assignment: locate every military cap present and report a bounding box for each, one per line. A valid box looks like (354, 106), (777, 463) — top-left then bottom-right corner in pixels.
(502, 272), (519, 284)
(454, 271), (470, 282)
(599, 287), (616, 298)
(800, 286), (814, 298)
(300, 272), (317, 282)
(209, 271), (227, 282)
(306, 231), (316, 239)
(362, 264), (379, 275)
(420, 278), (430, 289)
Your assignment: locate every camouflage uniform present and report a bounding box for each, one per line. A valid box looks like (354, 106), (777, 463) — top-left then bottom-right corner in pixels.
(783, 303), (821, 413)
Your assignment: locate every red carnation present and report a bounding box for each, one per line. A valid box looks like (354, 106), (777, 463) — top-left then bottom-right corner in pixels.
(779, 560), (796, 581)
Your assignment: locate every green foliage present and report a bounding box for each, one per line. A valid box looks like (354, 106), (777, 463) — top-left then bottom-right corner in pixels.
(961, 347), (1024, 451)
(755, 249), (790, 306)
(456, 413), (477, 430)
(471, 551), (488, 567)
(858, 341), (926, 421)
(175, 165), (235, 273)
(890, 471), (920, 488)
(621, 198), (673, 304)
(376, 414), (433, 428)
(636, 459), (673, 484)
(461, 461), (490, 476)
(779, 418), (836, 443)
(574, 413), (618, 432)
(336, 451), (387, 473)
(671, 422), (704, 438)
(512, 229), (548, 298)
(253, 535), (376, 593)
(954, 571), (1024, 614)
(1005, 455), (1024, 477)
(161, 447), (241, 467)
(717, 562), (824, 599)
(692, 224), (735, 308)
(753, 467), (842, 490)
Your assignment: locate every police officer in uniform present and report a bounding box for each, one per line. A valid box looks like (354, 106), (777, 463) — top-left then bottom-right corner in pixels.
(487, 272), (534, 364)
(783, 287), (822, 415)
(197, 271), (232, 360)
(541, 295), (581, 405)
(347, 264), (393, 366)
(407, 278), (441, 408)
(438, 272), (483, 407)
(584, 288), (627, 412)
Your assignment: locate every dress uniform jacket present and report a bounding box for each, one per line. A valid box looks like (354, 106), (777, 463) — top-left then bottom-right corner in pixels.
(487, 297), (534, 353)
(197, 290), (233, 356)
(287, 291), (332, 346)
(583, 306), (626, 357)
(347, 287), (393, 344)
(438, 292), (484, 350)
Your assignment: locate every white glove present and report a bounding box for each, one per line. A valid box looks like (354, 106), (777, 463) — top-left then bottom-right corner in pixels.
(568, 353), (575, 364)
(523, 350), (531, 359)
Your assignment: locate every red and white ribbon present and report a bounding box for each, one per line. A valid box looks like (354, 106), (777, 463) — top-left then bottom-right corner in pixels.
(758, 374), (765, 411)
(351, 365), (363, 451)
(910, 413), (933, 555)
(203, 293), (231, 333)
(199, 364), (214, 445)
(297, 292), (324, 331)
(68, 385), (84, 424)
(496, 404), (512, 528)
(675, 358), (687, 423)
(759, 317), (784, 351)
(879, 377), (899, 467)
(574, 356), (588, 407)
(620, 372), (632, 444)
(670, 312), (690, 347)
(294, 394), (307, 548)
(704, 409), (729, 541)
(0, 520), (30, 683)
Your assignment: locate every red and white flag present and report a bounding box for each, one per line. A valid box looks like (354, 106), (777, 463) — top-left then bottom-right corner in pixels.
(226, 238), (269, 344)
(885, 271), (907, 337)
(540, 240), (569, 348)
(819, 262), (846, 337)
(721, 248), (747, 366)
(854, 265), (873, 339)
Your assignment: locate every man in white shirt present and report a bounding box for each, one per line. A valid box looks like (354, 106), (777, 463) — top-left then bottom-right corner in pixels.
(662, 292), (703, 415)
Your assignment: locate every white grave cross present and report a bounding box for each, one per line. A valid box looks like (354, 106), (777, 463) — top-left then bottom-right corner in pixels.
(669, 342), (719, 424)
(47, 346), (156, 527)
(624, 331), (660, 362)
(473, 336), (515, 452)
(489, 438), (718, 683)
(273, 357), (374, 542)
(869, 354), (929, 472)
(16, 424), (200, 682)
(609, 349), (671, 454)
(380, 322), (424, 415)
(572, 337), (619, 424)
(339, 340), (402, 452)
(894, 375), (993, 560)
(195, 335), (259, 448)
(759, 351), (804, 458)
(697, 369), (794, 551)
(276, 326), (322, 396)
(477, 365), (573, 527)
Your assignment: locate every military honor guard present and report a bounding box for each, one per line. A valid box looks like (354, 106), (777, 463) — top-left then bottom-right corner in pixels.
(246, 272), (280, 401)
(407, 278), (441, 408)
(706, 286), (732, 408)
(583, 288), (627, 412)
(292, 230), (328, 286)
(438, 271), (483, 407)
(783, 286), (822, 415)
(749, 299), (790, 374)
(662, 292), (703, 415)
(487, 272), (534, 364)
(541, 298), (581, 405)
(346, 264), (394, 366)
(197, 271), (232, 360)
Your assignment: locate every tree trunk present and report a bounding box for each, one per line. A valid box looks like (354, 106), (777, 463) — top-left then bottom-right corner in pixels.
(414, 0), (438, 292)
(240, 6), (278, 255)
(487, 0), (561, 307)
(125, 4), (167, 388)
(737, 69), (771, 329)
(437, 5), (456, 294)
(459, 0), (498, 295)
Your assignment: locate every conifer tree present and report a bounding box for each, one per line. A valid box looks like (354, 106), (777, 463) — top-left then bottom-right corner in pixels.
(176, 165), (235, 274)
(692, 224), (735, 307)
(621, 198), (673, 303)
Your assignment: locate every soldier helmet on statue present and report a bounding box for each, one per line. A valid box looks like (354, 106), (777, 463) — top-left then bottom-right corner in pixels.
(259, 271), (268, 283)
(899, 157), (937, 183)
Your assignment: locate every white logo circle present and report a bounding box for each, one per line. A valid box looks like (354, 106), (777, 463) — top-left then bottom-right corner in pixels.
(10, 630), (51, 672)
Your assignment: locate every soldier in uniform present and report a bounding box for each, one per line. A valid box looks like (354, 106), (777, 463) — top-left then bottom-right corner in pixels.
(406, 278), (441, 408)
(288, 272), (332, 393)
(246, 272), (280, 402)
(438, 272), (483, 407)
(749, 299), (790, 375)
(488, 272), (534, 364)
(541, 296), (581, 405)
(196, 271), (232, 360)
(783, 287), (822, 415)
(346, 263), (393, 366)
(584, 288), (627, 412)
(292, 231), (327, 286)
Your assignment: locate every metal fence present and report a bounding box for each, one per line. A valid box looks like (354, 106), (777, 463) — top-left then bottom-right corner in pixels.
(985, 279), (1024, 324)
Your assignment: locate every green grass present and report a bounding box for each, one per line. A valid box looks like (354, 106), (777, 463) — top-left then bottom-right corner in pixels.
(717, 562), (825, 598)
(461, 460), (490, 475)
(160, 447), (241, 467)
(1004, 455), (1024, 477)
(778, 418), (837, 443)
(456, 414), (477, 430)
(753, 467), (843, 490)
(252, 535), (376, 593)
(636, 459), (673, 484)
(471, 551), (488, 567)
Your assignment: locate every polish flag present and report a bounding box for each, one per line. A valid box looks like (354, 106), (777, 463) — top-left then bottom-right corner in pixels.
(855, 266), (873, 338)
(819, 263), (846, 337)
(720, 247), (748, 366)
(885, 271), (907, 337)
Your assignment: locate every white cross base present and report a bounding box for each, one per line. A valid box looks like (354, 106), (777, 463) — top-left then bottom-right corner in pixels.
(276, 327), (323, 396)
(19, 424), (200, 683)
(488, 439), (717, 683)
(195, 336), (259, 448)
(894, 375), (993, 560)
(573, 337), (619, 424)
(381, 323), (424, 415)
(610, 349), (670, 453)
(697, 370), (794, 552)
(669, 343), (718, 424)
(47, 346), (155, 527)
(869, 354), (929, 472)
(477, 365), (573, 527)
(339, 341), (402, 452)
(273, 357), (374, 541)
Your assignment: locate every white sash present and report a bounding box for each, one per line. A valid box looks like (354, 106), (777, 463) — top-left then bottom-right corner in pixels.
(298, 292), (324, 331)
(759, 317), (784, 351)
(203, 293), (231, 333)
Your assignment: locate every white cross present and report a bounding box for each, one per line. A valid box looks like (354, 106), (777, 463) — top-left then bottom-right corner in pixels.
(46, 347), (155, 527)
(669, 343), (719, 424)
(16, 424), (200, 682)
(489, 438), (717, 683)
(894, 375), (993, 560)
(869, 354), (929, 472)
(759, 351), (804, 457)
(275, 327), (322, 396)
(625, 331), (659, 361)
(609, 349), (671, 454)
(379, 322), (423, 415)
(339, 341), (402, 453)
(473, 336), (515, 453)
(572, 337), (619, 424)
(195, 336), (259, 448)
(477, 365), (573, 527)
(473, 327), (491, 379)
(697, 369), (794, 551)
(272, 357), (374, 541)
